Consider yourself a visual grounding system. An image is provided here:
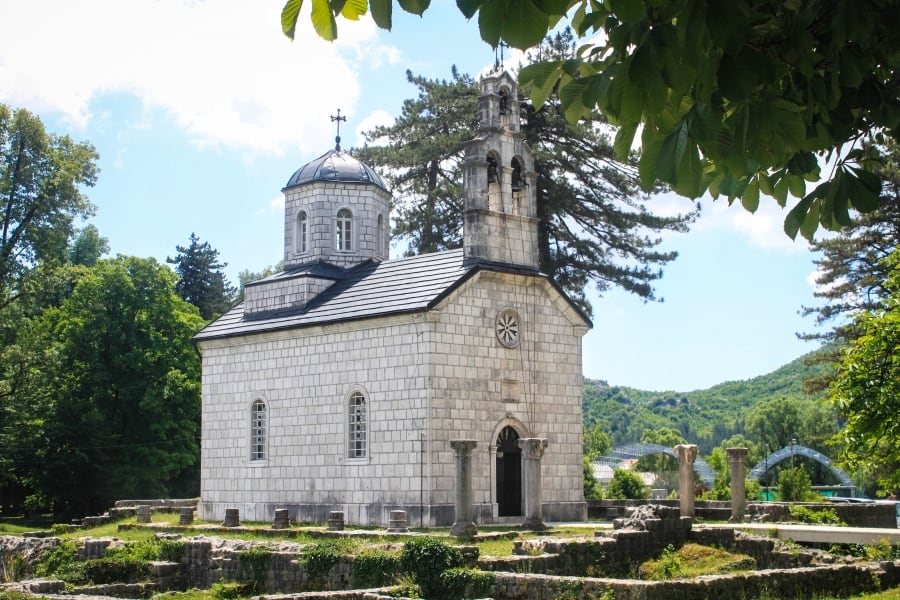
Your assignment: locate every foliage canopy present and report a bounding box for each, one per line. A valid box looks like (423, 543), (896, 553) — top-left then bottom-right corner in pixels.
(283, 0), (900, 239)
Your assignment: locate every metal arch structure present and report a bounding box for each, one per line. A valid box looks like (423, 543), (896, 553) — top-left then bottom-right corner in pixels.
(748, 444), (854, 488)
(596, 443), (715, 487)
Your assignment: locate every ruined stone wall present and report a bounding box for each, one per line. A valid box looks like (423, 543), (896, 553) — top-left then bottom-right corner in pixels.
(748, 502), (898, 528)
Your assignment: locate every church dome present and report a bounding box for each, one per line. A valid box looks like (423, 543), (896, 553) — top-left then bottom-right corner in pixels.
(284, 149), (388, 191)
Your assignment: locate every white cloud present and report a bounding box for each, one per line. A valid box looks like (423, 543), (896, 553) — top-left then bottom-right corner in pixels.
(355, 109), (394, 145)
(0, 0), (399, 156)
(693, 195), (811, 253)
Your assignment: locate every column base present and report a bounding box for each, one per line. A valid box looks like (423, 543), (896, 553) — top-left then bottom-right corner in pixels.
(450, 520), (478, 539)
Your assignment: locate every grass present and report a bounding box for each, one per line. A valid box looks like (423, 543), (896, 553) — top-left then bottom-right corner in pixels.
(639, 543), (756, 580)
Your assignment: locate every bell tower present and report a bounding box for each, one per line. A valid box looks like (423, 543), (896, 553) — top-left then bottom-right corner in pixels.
(462, 71), (539, 270)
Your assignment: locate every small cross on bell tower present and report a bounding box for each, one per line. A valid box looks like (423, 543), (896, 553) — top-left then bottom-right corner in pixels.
(331, 109), (347, 151)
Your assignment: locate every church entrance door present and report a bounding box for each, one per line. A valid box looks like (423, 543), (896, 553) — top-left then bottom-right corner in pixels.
(496, 426), (522, 516)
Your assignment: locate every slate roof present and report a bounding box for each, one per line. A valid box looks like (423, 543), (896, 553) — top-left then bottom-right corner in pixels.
(194, 248), (474, 342)
(283, 149), (388, 192)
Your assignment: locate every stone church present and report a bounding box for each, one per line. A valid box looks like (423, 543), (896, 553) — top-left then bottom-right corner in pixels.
(195, 71), (591, 526)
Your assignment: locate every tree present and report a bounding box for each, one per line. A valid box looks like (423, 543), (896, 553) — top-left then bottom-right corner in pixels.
(68, 224), (109, 267)
(283, 0), (900, 239)
(6, 257), (205, 517)
(829, 249), (900, 494)
(778, 466), (816, 502)
(167, 233), (235, 320)
(583, 457), (602, 500)
(745, 397), (805, 454)
(636, 427), (684, 474)
(236, 261), (283, 304)
(357, 35), (694, 312)
(0, 104), (98, 305)
(358, 68), (478, 255)
(606, 467), (650, 500)
(583, 422), (611, 462)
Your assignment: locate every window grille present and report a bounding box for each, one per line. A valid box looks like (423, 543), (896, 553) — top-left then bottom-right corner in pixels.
(348, 391), (367, 458)
(336, 209), (352, 251)
(251, 399), (267, 461)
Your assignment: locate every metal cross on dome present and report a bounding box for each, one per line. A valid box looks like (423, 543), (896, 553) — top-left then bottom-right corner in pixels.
(331, 109), (347, 151)
(494, 40), (510, 71)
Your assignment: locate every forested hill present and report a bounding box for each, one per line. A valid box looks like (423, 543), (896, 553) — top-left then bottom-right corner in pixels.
(583, 345), (835, 453)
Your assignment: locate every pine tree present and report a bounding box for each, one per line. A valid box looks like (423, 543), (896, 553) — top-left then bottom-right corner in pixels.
(167, 233), (235, 320)
(355, 32), (694, 314)
(802, 139), (900, 341)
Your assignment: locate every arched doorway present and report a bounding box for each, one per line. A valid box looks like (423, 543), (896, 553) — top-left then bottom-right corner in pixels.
(496, 426), (522, 516)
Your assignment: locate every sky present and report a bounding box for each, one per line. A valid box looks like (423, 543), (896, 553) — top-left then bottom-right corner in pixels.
(0, 0), (830, 392)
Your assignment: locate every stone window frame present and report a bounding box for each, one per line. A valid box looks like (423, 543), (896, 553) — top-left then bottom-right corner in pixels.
(336, 207), (354, 252)
(295, 209), (309, 255)
(376, 213), (385, 258)
(249, 396), (268, 464)
(346, 386), (369, 462)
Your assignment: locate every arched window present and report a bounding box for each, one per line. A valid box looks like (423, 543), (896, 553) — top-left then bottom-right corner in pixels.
(295, 210), (308, 254)
(348, 391), (367, 459)
(250, 398), (267, 461)
(511, 158), (525, 192)
(376, 214), (384, 255)
(336, 208), (353, 251)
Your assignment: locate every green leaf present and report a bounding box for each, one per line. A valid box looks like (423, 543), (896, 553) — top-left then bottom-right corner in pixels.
(311, 0), (337, 40)
(639, 128), (663, 191)
(784, 193), (816, 240)
(608, 0), (645, 24)
(787, 173), (806, 199)
(847, 169), (881, 213)
(519, 61), (561, 109)
(281, 0), (304, 39)
(477, 0), (503, 47)
(773, 174), (789, 207)
(339, 0), (367, 19)
(658, 120), (689, 185)
(742, 176), (760, 213)
(456, 0), (482, 19)
(500, 0), (551, 49)
(558, 78), (592, 124)
(674, 143), (704, 198)
(397, 0), (430, 15)
(370, 0), (392, 28)
(613, 121), (638, 161)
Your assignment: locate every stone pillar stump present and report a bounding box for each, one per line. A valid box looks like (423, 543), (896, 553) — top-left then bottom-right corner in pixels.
(387, 510), (408, 533)
(272, 508), (290, 529)
(223, 508), (240, 527)
(519, 438), (549, 530)
(327, 511), (345, 531)
(674, 444), (699, 518)
(727, 447), (749, 522)
(450, 439), (478, 539)
(136, 505), (152, 523)
(178, 507), (194, 525)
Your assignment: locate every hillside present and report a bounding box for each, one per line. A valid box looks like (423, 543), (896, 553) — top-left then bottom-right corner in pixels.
(583, 345), (835, 453)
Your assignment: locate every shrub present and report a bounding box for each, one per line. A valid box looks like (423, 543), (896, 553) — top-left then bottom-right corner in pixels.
(238, 547), (272, 591)
(606, 467), (650, 500)
(789, 505), (845, 526)
(399, 537), (463, 598)
(351, 550), (401, 588)
(778, 467), (818, 502)
(83, 558), (152, 584)
(301, 539), (354, 588)
(440, 567), (494, 600)
(209, 581), (255, 600)
(159, 539), (187, 563)
(34, 540), (85, 583)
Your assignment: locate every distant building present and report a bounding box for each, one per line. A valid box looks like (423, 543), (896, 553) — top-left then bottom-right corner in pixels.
(195, 72), (591, 526)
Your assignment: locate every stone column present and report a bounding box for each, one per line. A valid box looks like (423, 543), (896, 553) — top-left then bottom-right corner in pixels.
(519, 438), (549, 531)
(450, 440), (478, 539)
(674, 444), (699, 517)
(727, 447), (749, 522)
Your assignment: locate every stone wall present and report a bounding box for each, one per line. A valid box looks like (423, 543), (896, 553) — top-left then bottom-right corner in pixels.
(588, 499), (731, 522)
(488, 562), (899, 600)
(748, 502), (898, 529)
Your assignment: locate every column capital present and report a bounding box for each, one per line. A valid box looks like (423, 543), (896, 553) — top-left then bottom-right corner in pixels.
(518, 438), (548, 459)
(450, 439), (478, 456)
(726, 447), (749, 462)
(674, 444), (699, 464)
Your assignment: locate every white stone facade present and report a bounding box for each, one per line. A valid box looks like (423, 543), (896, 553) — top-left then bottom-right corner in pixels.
(198, 269), (587, 525)
(283, 182), (390, 269)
